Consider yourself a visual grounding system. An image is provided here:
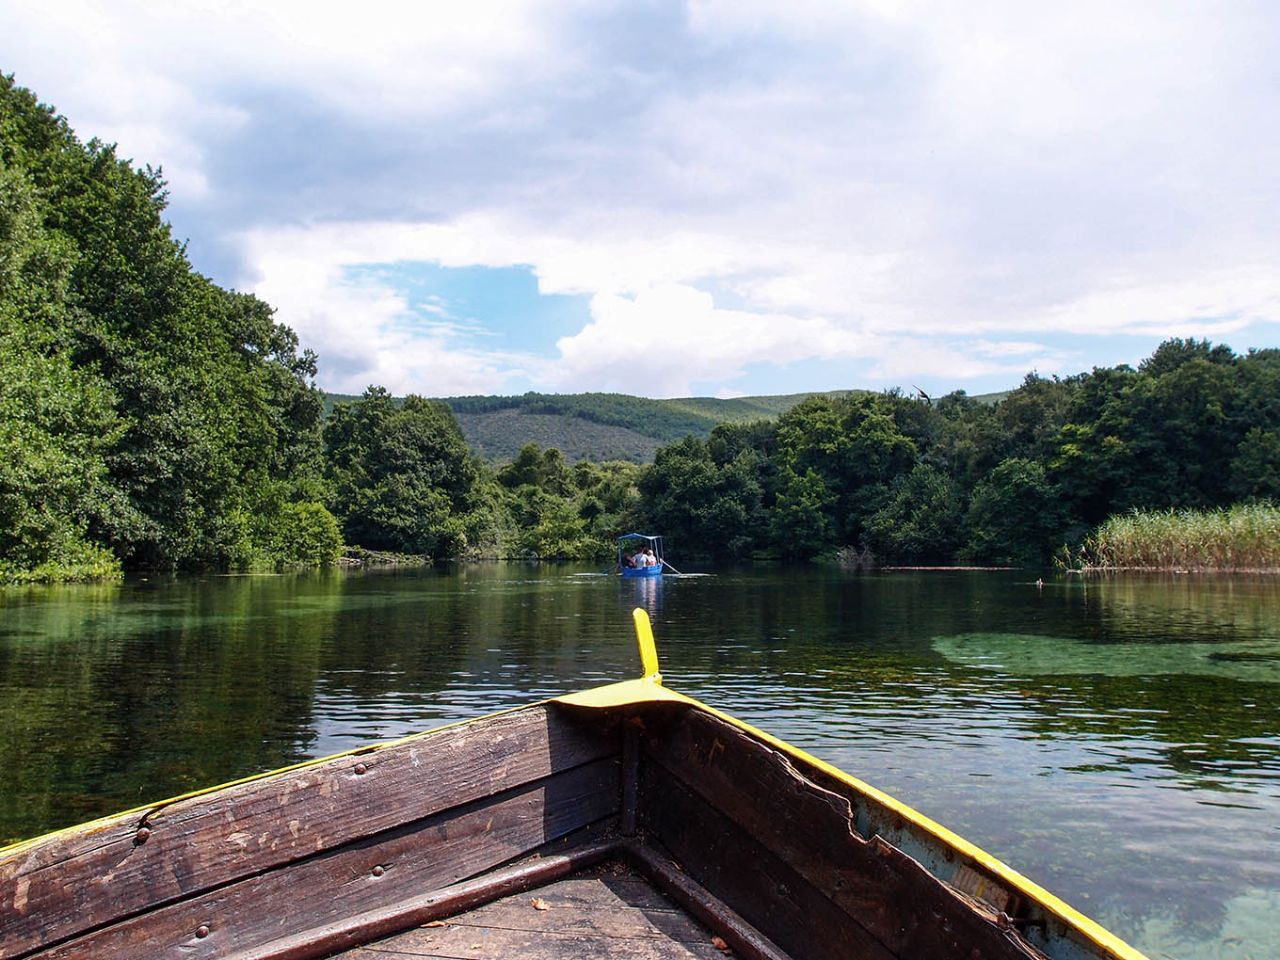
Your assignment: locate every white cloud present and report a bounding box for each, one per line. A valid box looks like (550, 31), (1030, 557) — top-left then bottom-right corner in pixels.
(7, 1), (1280, 395)
(1033, 265), (1280, 340)
(241, 219), (875, 396)
(548, 284), (865, 396)
(864, 337), (1068, 383)
(242, 222), (533, 395)
(1, 0), (573, 200)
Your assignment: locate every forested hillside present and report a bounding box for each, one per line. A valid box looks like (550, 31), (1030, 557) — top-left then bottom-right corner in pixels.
(324, 389), (868, 463)
(3, 74), (1277, 581)
(639, 344), (1280, 564)
(326, 389), (1016, 464)
(0, 75), (339, 580)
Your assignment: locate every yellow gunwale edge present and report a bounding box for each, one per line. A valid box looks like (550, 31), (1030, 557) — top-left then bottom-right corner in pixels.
(0, 607), (1150, 960)
(688, 697), (1149, 960)
(0, 700), (541, 859)
(604, 609), (1148, 960)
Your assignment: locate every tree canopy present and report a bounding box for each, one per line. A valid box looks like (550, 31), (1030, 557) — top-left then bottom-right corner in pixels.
(1, 74), (337, 578)
(635, 345), (1280, 566)
(3, 73), (1277, 580)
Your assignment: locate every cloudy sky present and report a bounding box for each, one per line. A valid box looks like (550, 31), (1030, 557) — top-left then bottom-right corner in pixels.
(4, 1), (1279, 398)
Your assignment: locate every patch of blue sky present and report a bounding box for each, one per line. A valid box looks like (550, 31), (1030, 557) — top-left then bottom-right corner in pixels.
(341, 261), (592, 355)
(694, 276), (762, 314)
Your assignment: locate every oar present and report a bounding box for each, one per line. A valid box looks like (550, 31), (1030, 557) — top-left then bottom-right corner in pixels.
(661, 559), (683, 575)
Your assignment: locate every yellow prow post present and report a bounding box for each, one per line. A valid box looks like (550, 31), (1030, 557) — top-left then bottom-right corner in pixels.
(555, 608), (684, 708)
(632, 608), (662, 682)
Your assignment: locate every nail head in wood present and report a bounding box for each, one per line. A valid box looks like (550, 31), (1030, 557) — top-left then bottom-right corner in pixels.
(195, 924), (210, 939)
(354, 763), (368, 775)
(372, 865), (385, 877)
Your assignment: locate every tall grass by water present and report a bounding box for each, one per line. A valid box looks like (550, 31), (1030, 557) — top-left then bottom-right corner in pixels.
(1068, 503), (1280, 572)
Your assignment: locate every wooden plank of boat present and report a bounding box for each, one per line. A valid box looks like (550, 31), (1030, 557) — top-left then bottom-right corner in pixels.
(334, 861), (729, 959)
(0, 706), (619, 957)
(0, 610), (1150, 960)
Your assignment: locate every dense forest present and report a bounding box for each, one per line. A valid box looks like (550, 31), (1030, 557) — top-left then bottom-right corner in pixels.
(2, 75), (1278, 581)
(1, 75), (337, 582)
(639, 348), (1280, 564)
(324, 388), (864, 463)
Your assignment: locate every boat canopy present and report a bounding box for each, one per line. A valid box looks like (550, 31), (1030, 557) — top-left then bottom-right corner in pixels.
(616, 533), (664, 565)
(616, 533), (662, 546)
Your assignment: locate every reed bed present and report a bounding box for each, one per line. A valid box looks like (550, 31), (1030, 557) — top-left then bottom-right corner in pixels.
(1069, 503), (1280, 572)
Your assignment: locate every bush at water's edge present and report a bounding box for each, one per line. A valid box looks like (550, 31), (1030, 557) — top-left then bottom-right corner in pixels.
(0, 536), (122, 584)
(1061, 502), (1280, 572)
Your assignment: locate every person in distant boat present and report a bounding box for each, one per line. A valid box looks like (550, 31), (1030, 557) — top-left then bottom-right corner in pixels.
(644, 548), (657, 567)
(624, 550), (638, 569)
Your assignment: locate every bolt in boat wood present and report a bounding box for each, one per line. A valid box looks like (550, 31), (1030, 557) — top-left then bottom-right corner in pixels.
(0, 610), (1148, 960)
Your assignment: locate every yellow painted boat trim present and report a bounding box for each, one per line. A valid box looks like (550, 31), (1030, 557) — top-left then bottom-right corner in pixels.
(696, 699), (1145, 960)
(0, 606), (1148, 960)
(0, 702), (536, 859)
(559, 609), (1148, 960)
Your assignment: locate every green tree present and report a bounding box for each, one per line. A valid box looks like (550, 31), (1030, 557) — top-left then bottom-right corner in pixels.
(572, 458), (643, 538)
(964, 459), (1068, 565)
(496, 442), (571, 495)
(1, 75), (330, 573)
(864, 464), (962, 563)
(1230, 427), (1280, 502)
(639, 437), (761, 558)
(774, 394), (917, 545)
(996, 373), (1079, 462)
(931, 391), (1008, 492)
(769, 467), (836, 560)
(0, 156), (121, 581)
(325, 389), (483, 556)
(1138, 337), (1236, 378)
(1049, 366), (1141, 525)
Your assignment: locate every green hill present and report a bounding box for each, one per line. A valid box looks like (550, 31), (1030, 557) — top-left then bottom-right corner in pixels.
(320, 387), (1014, 463)
(322, 389), (862, 463)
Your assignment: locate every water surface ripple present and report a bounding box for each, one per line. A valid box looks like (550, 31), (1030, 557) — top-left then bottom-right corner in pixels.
(1, 565), (1277, 960)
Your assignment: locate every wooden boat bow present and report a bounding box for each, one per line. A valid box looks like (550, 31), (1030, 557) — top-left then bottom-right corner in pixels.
(0, 610), (1149, 960)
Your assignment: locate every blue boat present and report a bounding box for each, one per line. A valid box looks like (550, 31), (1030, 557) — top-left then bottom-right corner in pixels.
(617, 532), (666, 577)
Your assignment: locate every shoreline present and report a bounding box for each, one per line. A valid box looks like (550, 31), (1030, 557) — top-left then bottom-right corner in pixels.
(1066, 565), (1280, 575)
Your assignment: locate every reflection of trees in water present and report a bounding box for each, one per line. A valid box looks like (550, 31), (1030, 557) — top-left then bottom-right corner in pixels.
(3, 567), (1277, 955)
(1074, 574), (1280, 645)
(647, 571), (1280, 955)
(659, 571), (1280, 791)
(0, 575), (344, 842)
(316, 565), (639, 702)
(0, 563), (657, 844)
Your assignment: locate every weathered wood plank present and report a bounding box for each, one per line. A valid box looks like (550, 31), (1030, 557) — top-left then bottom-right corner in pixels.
(345, 863), (726, 960)
(31, 756), (621, 960)
(427, 871), (711, 942)
(644, 706), (1046, 960)
(358, 924), (725, 959)
(1, 705), (617, 959)
(225, 832), (620, 960)
(625, 842), (794, 960)
(641, 764), (891, 960)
